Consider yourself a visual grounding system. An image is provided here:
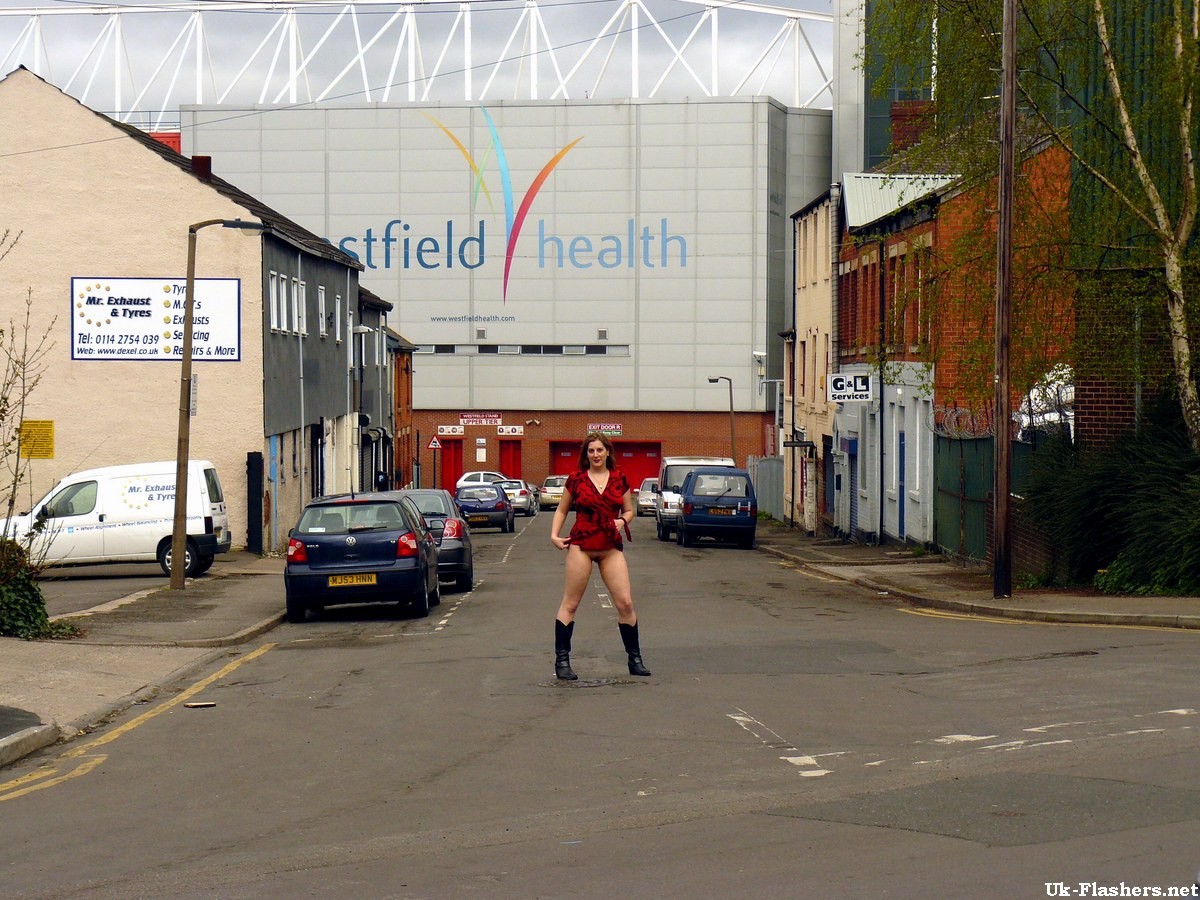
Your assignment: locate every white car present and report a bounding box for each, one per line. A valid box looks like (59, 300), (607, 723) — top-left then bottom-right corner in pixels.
(455, 470), (508, 489)
(635, 478), (658, 516)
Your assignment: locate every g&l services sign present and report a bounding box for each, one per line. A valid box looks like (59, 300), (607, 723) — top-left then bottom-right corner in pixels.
(828, 374), (873, 403)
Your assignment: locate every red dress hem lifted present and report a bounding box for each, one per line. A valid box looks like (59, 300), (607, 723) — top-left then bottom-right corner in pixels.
(565, 469), (632, 552)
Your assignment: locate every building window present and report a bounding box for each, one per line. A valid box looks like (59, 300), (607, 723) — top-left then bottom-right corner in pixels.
(291, 277), (300, 333)
(268, 272), (279, 330)
(334, 294), (342, 342)
(799, 340), (807, 398)
(318, 286), (327, 337)
(298, 280), (308, 336)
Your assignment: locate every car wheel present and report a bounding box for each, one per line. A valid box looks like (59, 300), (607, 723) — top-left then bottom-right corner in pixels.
(285, 594), (308, 624)
(158, 538), (202, 578)
(194, 555), (215, 575)
(455, 564), (474, 593)
(429, 579), (442, 608)
(656, 519), (668, 541)
(675, 523), (684, 545)
(410, 578), (431, 618)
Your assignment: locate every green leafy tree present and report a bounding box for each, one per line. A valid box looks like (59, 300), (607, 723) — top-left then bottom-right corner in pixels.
(865, 0), (1200, 451)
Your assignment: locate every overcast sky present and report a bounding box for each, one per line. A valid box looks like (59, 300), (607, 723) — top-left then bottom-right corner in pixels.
(0, 0), (835, 123)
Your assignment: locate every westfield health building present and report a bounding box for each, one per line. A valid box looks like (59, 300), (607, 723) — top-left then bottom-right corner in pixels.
(184, 98), (831, 488)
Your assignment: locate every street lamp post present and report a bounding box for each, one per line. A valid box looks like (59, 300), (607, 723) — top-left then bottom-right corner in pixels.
(171, 218), (263, 590)
(707, 376), (736, 464)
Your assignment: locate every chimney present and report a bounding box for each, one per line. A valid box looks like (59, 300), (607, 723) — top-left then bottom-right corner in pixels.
(890, 100), (934, 153)
(191, 155), (213, 181)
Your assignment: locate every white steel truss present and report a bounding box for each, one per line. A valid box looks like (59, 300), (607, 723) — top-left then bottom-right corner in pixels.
(0, 0), (833, 126)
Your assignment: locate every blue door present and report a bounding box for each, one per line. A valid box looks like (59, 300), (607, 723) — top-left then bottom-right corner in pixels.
(898, 431), (906, 539)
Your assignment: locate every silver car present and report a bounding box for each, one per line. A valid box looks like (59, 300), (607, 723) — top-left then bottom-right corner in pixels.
(498, 479), (538, 517)
(540, 474), (567, 510)
(635, 477), (658, 516)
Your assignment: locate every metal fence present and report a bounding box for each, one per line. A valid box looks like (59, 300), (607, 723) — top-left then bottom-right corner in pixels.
(747, 455), (783, 521)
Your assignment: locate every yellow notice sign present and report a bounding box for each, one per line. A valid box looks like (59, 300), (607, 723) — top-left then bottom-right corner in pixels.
(19, 420), (54, 459)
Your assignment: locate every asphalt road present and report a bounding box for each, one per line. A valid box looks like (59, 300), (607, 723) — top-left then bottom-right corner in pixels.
(5, 515), (1200, 898)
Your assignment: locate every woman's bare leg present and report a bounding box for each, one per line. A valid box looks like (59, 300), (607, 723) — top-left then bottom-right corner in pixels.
(556, 546), (593, 624)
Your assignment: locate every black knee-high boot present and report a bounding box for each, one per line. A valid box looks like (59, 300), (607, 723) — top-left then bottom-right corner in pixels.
(619, 621), (651, 676)
(555, 619), (578, 680)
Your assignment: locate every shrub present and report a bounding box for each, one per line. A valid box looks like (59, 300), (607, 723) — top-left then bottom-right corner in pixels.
(1023, 402), (1200, 593)
(0, 537), (75, 639)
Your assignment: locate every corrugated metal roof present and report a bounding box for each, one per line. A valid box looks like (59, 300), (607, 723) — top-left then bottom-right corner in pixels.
(841, 172), (959, 229)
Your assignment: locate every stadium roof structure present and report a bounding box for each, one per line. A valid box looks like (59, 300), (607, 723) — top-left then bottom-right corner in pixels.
(0, 0), (834, 128)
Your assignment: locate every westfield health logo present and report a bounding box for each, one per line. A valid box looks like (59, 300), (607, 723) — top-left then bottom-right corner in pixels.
(335, 106), (687, 302)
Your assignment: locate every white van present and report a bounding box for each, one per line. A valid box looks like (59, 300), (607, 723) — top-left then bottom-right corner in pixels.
(654, 455), (735, 541)
(1, 460), (232, 577)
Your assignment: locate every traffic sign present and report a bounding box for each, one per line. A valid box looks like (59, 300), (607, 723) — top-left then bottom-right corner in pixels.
(427, 436), (442, 450)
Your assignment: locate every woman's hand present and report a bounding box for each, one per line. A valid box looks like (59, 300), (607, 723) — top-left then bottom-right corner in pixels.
(551, 534), (569, 550)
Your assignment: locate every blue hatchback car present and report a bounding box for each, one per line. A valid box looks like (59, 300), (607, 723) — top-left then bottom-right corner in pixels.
(284, 493), (440, 622)
(675, 466), (758, 548)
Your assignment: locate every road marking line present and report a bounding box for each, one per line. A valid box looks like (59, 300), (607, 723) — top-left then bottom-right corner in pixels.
(0, 755), (107, 803)
(930, 734), (998, 744)
(897, 606), (1192, 632)
(727, 708), (832, 778)
(0, 765), (58, 793)
(1, 644), (278, 802)
(61, 643), (277, 759)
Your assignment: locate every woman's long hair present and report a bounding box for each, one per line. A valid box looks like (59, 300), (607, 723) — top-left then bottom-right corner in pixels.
(577, 431), (615, 471)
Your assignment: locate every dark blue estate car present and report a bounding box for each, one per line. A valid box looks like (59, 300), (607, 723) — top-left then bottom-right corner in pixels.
(455, 484), (515, 533)
(675, 466), (758, 548)
(284, 493), (440, 622)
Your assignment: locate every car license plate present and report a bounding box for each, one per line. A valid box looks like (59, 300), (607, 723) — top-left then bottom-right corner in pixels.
(468, 514), (488, 524)
(328, 573), (377, 587)
(707, 507), (735, 516)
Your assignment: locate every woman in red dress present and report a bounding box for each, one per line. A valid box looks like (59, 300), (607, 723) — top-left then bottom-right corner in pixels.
(550, 431), (651, 680)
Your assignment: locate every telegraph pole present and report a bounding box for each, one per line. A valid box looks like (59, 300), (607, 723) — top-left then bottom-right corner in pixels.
(993, 0), (1016, 598)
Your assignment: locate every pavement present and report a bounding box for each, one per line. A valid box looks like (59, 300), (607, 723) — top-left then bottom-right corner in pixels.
(3, 525), (1200, 770)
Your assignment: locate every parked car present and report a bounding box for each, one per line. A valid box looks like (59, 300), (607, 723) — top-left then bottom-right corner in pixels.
(397, 488), (474, 592)
(0, 459), (231, 577)
(455, 484), (515, 532)
(284, 493), (440, 623)
(455, 470), (508, 489)
(655, 456), (735, 541)
(675, 466), (757, 548)
(540, 474), (568, 510)
(635, 477), (658, 516)
(498, 479), (538, 517)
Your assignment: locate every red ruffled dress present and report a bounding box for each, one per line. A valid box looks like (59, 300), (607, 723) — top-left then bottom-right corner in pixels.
(565, 469), (632, 552)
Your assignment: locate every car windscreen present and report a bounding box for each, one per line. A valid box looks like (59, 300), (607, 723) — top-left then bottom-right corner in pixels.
(459, 487), (500, 502)
(692, 474), (750, 498)
(296, 502), (406, 534)
(408, 493), (452, 517)
(662, 465), (699, 492)
(543, 477), (566, 487)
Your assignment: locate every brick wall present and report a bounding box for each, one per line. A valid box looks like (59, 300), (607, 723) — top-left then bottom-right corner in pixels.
(890, 100), (934, 153)
(412, 408), (770, 486)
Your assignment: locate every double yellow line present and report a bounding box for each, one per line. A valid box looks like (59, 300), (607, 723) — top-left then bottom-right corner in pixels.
(0, 642), (276, 803)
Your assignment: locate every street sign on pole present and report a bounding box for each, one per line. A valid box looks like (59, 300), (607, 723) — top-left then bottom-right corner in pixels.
(428, 436), (442, 450)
